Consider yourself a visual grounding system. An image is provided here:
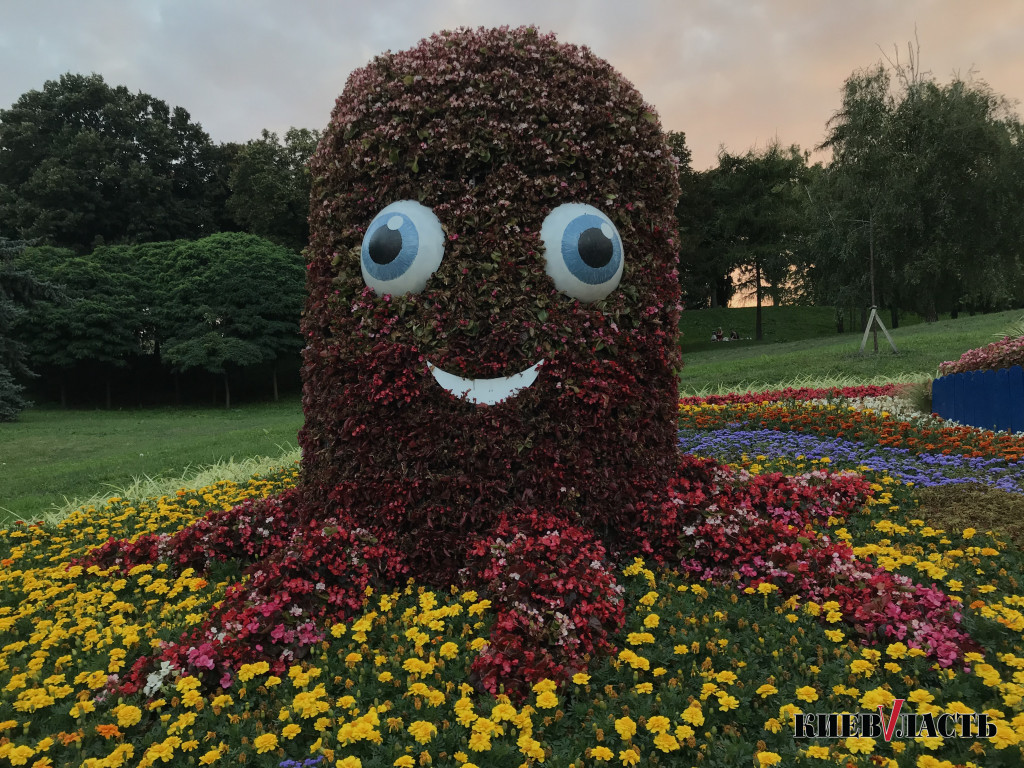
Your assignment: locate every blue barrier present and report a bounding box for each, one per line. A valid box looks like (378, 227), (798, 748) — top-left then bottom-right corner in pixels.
(933, 365), (1024, 433)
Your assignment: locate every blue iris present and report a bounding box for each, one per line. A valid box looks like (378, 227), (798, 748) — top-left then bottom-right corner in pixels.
(559, 213), (623, 286)
(361, 212), (422, 283)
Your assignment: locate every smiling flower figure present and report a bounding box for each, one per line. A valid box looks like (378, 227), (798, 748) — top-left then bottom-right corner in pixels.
(300, 25), (681, 570)
(294, 26), (681, 690)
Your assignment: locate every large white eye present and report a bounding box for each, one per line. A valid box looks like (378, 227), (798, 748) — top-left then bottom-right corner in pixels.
(540, 203), (624, 302)
(360, 200), (444, 295)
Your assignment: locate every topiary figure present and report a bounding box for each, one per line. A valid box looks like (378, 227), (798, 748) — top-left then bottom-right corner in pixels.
(299, 24), (681, 577)
(84, 26), (969, 699)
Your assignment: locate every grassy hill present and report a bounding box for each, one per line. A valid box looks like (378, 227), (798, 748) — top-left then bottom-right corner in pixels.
(677, 304), (931, 353)
(678, 307), (1022, 394)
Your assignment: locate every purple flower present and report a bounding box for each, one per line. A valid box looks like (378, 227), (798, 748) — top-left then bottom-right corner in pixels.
(678, 428), (1023, 494)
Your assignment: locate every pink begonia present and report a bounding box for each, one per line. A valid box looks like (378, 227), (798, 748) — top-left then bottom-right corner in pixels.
(939, 335), (1024, 375)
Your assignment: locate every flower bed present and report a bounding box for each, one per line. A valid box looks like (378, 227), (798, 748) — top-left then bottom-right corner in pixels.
(2, 397), (1024, 766)
(679, 399), (1024, 462)
(939, 335), (1024, 376)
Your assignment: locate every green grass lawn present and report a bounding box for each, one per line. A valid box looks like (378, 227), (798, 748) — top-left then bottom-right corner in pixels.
(678, 308), (1021, 394)
(677, 304), (935, 353)
(0, 399), (303, 525)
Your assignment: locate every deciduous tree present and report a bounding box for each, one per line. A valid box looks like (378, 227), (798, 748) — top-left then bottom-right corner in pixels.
(813, 54), (1024, 322)
(226, 128), (320, 252)
(0, 73), (221, 253)
(158, 233), (305, 408)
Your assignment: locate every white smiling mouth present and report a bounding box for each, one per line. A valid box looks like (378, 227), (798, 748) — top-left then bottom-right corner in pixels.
(427, 360), (544, 405)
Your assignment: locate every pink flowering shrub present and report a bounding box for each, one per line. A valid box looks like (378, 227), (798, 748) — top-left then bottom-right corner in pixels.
(938, 334), (1024, 375)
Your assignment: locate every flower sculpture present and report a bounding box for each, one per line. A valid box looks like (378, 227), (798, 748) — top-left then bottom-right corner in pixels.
(84, 26), (971, 698)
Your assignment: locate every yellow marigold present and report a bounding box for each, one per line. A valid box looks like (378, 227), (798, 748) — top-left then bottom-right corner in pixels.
(675, 724), (695, 741)
(845, 736), (876, 753)
(646, 716), (670, 734)
(393, 758), (414, 768)
(532, 678), (557, 693)
(439, 642), (459, 659)
(572, 673), (590, 685)
(886, 642), (908, 659)
(4, 745), (35, 764)
(535, 691), (558, 709)
(468, 730), (491, 751)
(849, 659), (874, 676)
(408, 720), (437, 744)
(615, 716), (637, 740)
(756, 752), (782, 767)
(804, 745), (829, 759)
(282, 723), (301, 740)
(795, 686), (818, 703)
(344, 652), (363, 668)
(619, 748), (641, 766)
(253, 734), (278, 754)
(336, 758), (362, 768)
(634, 683), (653, 694)
(907, 689), (935, 705)
(717, 692), (739, 711)
(756, 683), (777, 698)
(617, 650), (650, 670)
(652, 732), (679, 752)
(860, 688), (894, 710)
(590, 746), (614, 761)
(682, 705), (704, 726)
(115, 705), (142, 728)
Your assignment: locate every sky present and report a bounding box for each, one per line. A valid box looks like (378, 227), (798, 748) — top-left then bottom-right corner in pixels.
(2, 0), (1023, 170)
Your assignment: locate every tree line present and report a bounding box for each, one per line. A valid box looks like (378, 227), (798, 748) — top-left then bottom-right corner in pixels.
(1, 233), (304, 416)
(675, 50), (1024, 336)
(2, 54), (1024, 418)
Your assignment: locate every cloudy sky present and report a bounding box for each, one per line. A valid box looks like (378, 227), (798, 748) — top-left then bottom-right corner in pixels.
(2, 0), (1022, 169)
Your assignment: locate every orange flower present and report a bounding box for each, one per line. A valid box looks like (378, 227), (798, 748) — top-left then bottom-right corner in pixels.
(95, 724), (123, 739)
(57, 730), (84, 746)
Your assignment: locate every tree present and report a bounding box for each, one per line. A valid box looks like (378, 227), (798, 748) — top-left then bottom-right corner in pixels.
(814, 53), (1024, 322)
(667, 132), (732, 309)
(159, 233), (306, 408)
(0, 239), (55, 420)
(0, 73), (222, 253)
(13, 245), (144, 407)
(705, 142), (812, 339)
(226, 128), (320, 252)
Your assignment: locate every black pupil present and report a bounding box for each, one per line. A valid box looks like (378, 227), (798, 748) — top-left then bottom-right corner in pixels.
(368, 225), (403, 265)
(578, 227), (613, 269)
